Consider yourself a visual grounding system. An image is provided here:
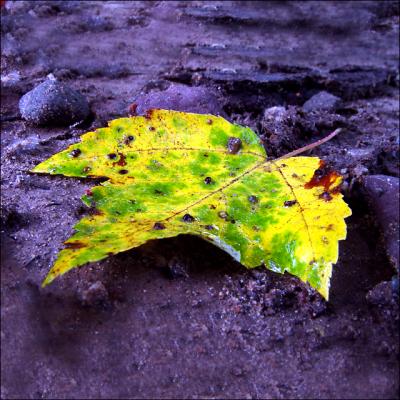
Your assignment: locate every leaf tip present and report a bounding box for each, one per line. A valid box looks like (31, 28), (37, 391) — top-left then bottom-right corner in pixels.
(41, 272), (56, 287)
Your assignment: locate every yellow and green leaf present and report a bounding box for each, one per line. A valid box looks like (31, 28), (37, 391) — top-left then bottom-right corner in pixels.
(32, 109), (351, 299)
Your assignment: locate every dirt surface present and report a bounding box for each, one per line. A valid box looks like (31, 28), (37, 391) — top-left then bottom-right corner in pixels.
(1, 1), (399, 399)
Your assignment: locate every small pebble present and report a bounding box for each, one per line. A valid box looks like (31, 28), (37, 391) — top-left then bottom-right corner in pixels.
(302, 91), (341, 112)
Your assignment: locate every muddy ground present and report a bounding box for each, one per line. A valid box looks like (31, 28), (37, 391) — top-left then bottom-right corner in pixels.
(1, 1), (399, 399)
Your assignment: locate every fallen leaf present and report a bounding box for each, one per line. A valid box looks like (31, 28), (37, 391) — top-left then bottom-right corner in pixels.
(32, 109), (351, 299)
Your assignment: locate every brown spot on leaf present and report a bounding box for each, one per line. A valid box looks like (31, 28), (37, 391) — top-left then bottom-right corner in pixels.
(149, 126), (155, 131)
(145, 109), (155, 119)
(319, 191), (333, 201)
(89, 209), (104, 216)
(153, 222), (166, 230)
(128, 103), (137, 116)
(112, 152), (127, 167)
(304, 160), (340, 192)
(70, 149), (81, 158)
(123, 135), (135, 145)
(182, 214), (195, 222)
(64, 241), (86, 249)
(119, 169), (129, 175)
(227, 137), (242, 154)
(207, 119), (213, 125)
(284, 200), (297, 207)
(83, 166), (91, 173)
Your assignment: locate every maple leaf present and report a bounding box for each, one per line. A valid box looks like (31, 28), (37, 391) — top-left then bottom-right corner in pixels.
(32, 109), (351, 299)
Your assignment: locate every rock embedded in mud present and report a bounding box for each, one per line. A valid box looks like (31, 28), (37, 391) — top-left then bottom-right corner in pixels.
(6, 136), (42, 158)
(133, 83), (225, 116)
(302, 91), (341, 112)
(80, 281), (109, 305)
(166, 257), (189, 279)
(19, 78), (90, 126)
(362, 175), (399, 271)
(263, 106), (287, 122)
(366, 281), (395, 306)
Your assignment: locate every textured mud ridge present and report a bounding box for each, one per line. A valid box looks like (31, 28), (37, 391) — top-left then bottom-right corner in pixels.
(1, 1), (399, 399)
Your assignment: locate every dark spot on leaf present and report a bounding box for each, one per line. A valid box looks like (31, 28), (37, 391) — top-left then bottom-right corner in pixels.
(64, 241), (86, 249)
(319, 191), (333, 201)
(248, 195), (258, 204)
(70, 149), (81, 158)
(203, 153), (209, 157)
(292, 173), (298, 178)
(128, 103), (137, 116)
(153, 222), (166, 230)
(204, 177), (213, 184)
(182, 214), (195, 222)
(149, 126), (155, 131)
(119, 169), (129, 174)
(83, 166), (91, 173)
(227, 137), (242, 154)
(305, 161), (340, 192)
(154, 189), (164, 195)
(210, 205), (216, 209)
(145, 109), (155, 119)
(124, 135), (135, 145)
(112, 152), (127, 167)
(284, 200), (297, 207)
(207, 119), (213, 125)
(108, 153), (117, 160)
(88, 208), (103, 216)
(281, 163), (287, 167)
(218, 211), (228, 220)
(85, 189), (93, 196)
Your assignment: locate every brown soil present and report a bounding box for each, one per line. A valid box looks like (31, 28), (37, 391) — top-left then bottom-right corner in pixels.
(1, 1), (399, 399)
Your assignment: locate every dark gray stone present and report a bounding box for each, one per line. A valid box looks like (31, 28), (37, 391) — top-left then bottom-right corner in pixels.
(19, 79), (90, 126)
(303, 91), (341, 112)
(133, 83), (225, 116)
(362, 175), (399, 271)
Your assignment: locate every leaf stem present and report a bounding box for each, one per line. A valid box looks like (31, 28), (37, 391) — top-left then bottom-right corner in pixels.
(274, 128), (342, 161)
